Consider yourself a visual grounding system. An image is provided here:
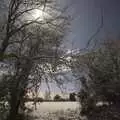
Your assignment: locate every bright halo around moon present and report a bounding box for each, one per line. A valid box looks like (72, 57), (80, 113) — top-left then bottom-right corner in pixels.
(32, 9), (48, 21)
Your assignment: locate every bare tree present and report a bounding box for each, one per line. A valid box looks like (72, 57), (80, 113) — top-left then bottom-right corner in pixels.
(71, 39), (120, 119)
(0, 0), (70, 120)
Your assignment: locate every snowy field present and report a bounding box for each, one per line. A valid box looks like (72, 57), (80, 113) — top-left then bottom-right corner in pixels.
(26, 102), (80, 120)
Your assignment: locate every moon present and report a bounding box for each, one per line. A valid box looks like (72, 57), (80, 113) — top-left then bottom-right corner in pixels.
(32, 9), (48, 20)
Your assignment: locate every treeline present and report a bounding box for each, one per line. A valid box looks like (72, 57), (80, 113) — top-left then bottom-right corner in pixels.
(25, 92), (77, 102)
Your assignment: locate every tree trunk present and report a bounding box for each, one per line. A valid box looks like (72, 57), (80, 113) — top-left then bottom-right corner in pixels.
(8, 92), (20, 120)
(8, 88), (25, 120)
(7, 60), (33, 120)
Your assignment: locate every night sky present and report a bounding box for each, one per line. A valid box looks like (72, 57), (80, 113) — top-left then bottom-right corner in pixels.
(64, 0), (120, 49)
(50, 0), (120, 93)
(1, 0), (120, 94)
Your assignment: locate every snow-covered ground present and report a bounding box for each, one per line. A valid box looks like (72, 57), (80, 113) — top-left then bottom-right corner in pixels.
(26, 102), (80, 120)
